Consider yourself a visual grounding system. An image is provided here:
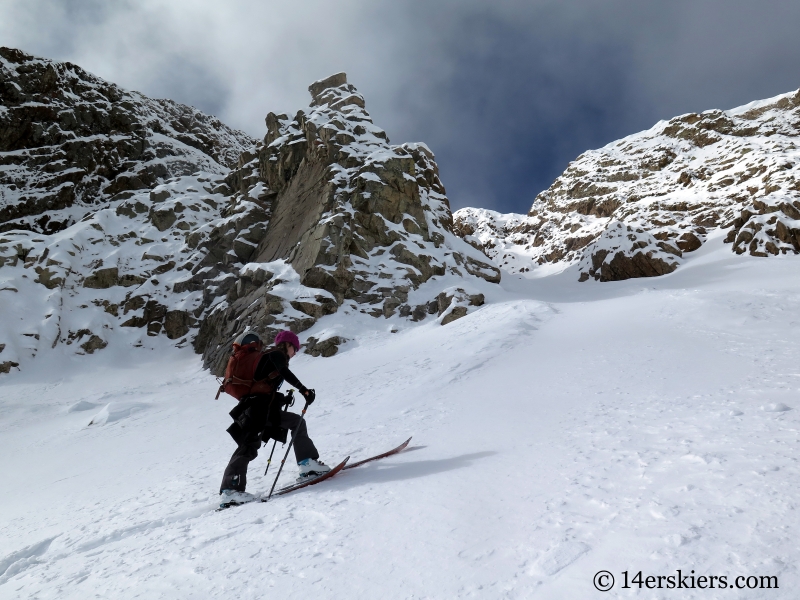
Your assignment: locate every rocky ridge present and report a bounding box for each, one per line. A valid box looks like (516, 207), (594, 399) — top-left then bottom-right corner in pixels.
(195, 73), (500, 373)
(454, 89), (800, 281)
(0, 53), (500, 375)
(0, 46), (254, 234)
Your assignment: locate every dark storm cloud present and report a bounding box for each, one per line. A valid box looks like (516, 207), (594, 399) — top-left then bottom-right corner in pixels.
(386, 4), (647, 212)
(2, 0), (799, 213)
(372, 0), (800, 212)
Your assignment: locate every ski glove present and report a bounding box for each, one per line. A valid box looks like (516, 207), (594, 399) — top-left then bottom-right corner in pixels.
(301, 388), (316, 404)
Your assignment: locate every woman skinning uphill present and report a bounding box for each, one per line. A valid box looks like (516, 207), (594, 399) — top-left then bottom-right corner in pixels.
(219, 329), (330, 505)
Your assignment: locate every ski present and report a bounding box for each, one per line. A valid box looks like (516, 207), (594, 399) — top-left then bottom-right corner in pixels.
(343, 436), (412, 470)
(217, 437), (413, 508)
(218, 457), (351, 509)
(271, 456), (350, 497)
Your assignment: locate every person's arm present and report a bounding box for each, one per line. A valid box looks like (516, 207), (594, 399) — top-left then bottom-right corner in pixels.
(256, 351), (312, 397)
(282, 366), (315, 402)
(281, 366), (304, 390)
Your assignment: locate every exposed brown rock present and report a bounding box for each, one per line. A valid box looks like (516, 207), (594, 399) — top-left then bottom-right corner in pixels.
(0, 361), (20, 373)
(84, 267), (120, 289)
(83, 267), (145, 288)
(164, 310), (193, 340)
(436, 288), (485, 325)
(150, 206), (177, 231)
(304, 335), (345, 357)
(677, 232), (703, 252)
(592, 249), (678, 281)
(34, 266), (64, 289)
(80, 335), (107, 354)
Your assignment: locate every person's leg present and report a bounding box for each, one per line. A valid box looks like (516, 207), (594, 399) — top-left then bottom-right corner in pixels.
(280, 412), (319, 462)
(220, 436), (260, 493)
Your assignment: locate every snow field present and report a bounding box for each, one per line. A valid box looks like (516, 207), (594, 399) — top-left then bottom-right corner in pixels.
(1, 237), (800, 598)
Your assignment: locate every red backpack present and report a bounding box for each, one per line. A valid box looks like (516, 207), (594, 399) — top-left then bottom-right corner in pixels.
(215, 340), (275, 400)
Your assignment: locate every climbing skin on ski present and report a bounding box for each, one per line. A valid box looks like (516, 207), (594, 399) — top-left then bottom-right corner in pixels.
(273, 436), (413, 497)
(271, 456), (350, 497)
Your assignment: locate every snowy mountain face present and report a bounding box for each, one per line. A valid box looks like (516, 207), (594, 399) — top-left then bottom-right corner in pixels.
(454, 89), (800, 281)
(197, 73), (500, 373)
(0, 47), (254, 234)
(0, 47), (256, 374)
(5, 51), (800, 600)
(0, 54), (499, 375)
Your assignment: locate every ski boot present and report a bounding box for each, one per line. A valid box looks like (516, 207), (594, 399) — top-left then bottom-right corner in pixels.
(219, 489), (257, 509)
(297, 458), (332, 482)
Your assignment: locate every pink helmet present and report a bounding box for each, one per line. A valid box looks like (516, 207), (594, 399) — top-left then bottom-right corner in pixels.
(274, 330), (301, 351)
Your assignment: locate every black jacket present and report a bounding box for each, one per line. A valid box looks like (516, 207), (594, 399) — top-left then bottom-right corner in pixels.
(253, 349), (307, 393)
(226, 348), (308, 446)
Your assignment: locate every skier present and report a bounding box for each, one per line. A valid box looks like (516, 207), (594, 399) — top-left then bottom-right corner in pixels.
(219, 330), (331, 504)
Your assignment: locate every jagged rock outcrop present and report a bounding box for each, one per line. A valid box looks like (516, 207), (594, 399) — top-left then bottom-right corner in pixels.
(0, 54), (500, 375)
(576, 221), (681, 282)
(0, 47), (254, 234)
(197, 73), (500, 373)
(455, 88), (800, 280)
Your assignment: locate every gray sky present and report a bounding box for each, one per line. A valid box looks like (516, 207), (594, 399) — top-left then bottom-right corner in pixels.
(2, 0), (799, 213)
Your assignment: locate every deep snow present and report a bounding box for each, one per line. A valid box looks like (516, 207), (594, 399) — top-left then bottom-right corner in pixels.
(1, 234), (799, 599)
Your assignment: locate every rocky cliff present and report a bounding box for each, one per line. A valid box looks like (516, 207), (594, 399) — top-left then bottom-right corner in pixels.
(0, 47), (254, 234)
(0, 51), (499, 375)
(194, 73), (500, 373)
(454, 89), (800, 281)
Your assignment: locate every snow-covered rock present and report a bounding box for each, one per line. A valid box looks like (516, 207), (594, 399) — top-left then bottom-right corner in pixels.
(0, 173), (242, 373)
(196, 73), (500, 373)
(454, 88), (800, 280)
(0, 55), (500, 375)
(0, 46), (254, 234)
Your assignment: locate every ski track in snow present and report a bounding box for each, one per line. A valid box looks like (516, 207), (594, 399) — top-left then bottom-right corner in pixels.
(2, 242), (800, 598)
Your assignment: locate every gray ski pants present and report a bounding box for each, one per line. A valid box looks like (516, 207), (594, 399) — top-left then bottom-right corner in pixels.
(219, 412), (319, 493)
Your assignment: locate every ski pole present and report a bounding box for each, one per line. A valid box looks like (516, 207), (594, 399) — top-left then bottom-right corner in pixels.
(264, 390), (294, 477)
(266, 401), (309, 501)
(263, 439), (279, 477)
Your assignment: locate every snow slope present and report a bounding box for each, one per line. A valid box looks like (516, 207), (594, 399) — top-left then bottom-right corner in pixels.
(1, 239), (799, 598)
